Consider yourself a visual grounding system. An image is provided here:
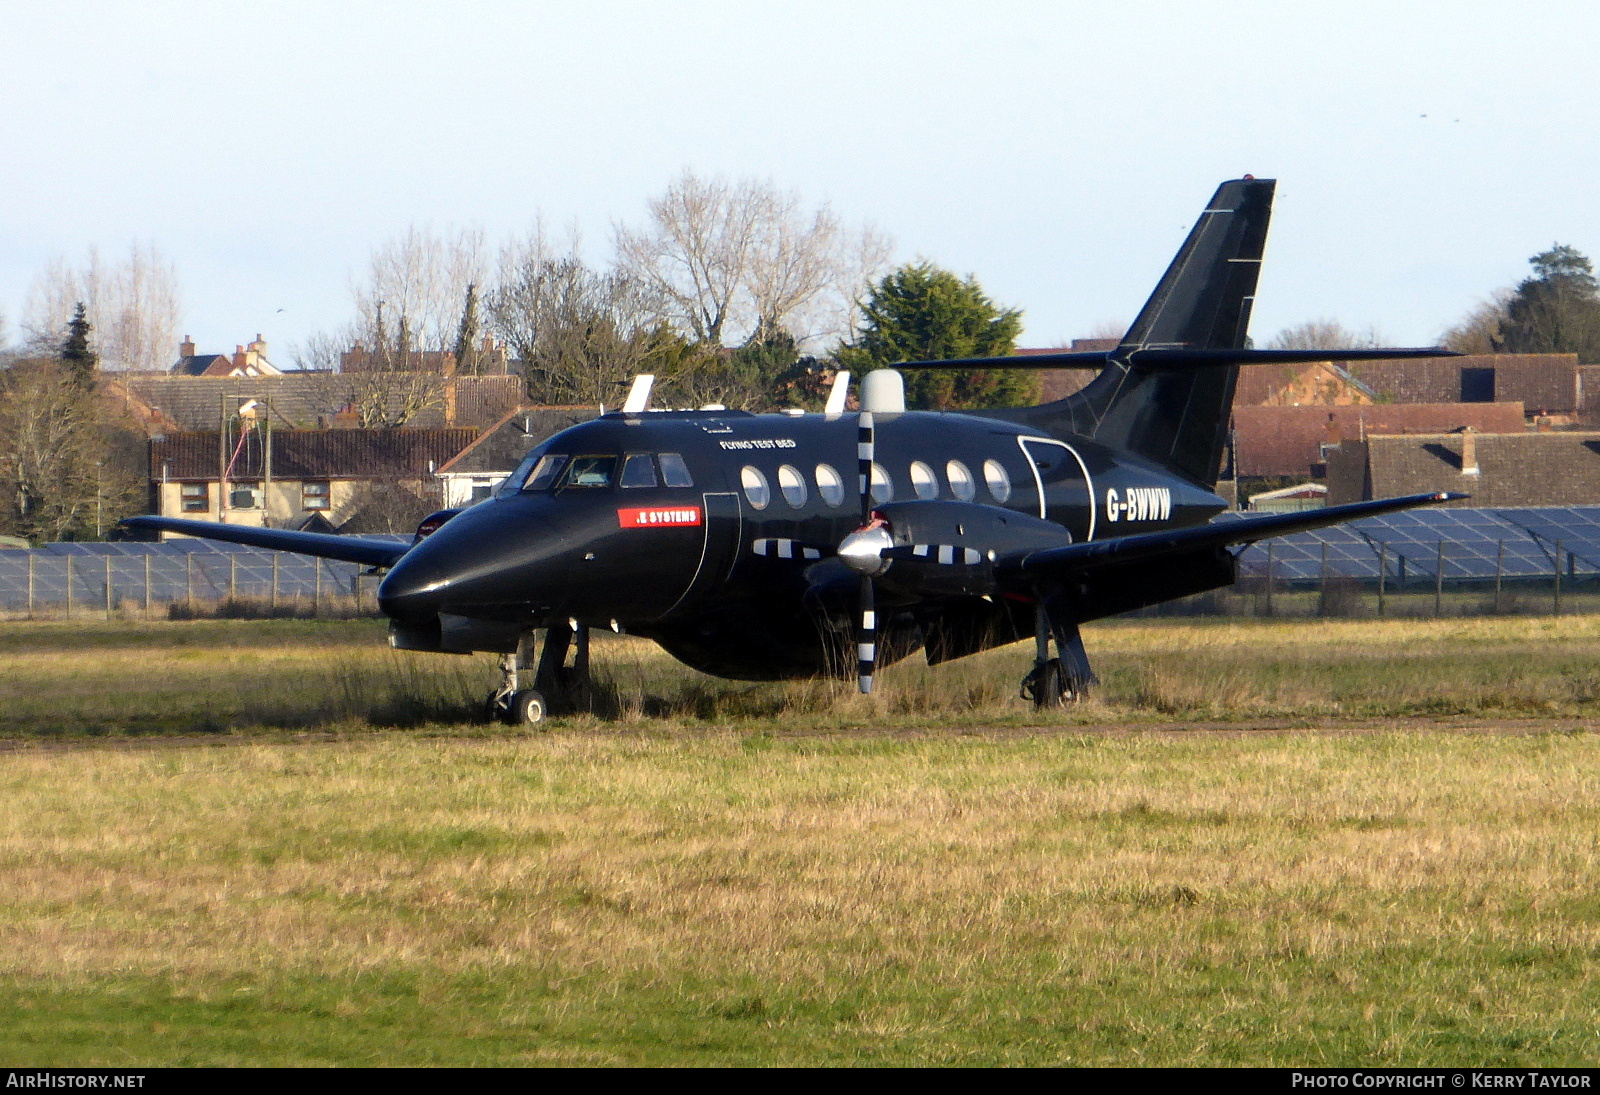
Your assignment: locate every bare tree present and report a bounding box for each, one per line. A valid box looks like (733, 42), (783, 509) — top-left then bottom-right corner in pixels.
(1267, 318), (1386, 351)
(350, 226), (487, 360)
(21, 244), (182, 371)
(1441, 290), (1512, 354)
(615, 171), (889, 351)
(0, 359), (144, 541)
(489, 235), (691, 407)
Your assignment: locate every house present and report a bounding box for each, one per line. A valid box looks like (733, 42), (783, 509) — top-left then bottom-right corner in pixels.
(1345, 353), (1580, 418)
(116, 373), (524, 433)
(1326, 429), (1600, 507)
(148, 428), (477, 532)
(340, 335), (510, 376)
(1232, 403), (1528, 482)
(432, 406), (602, 507)
(1234, 361), (1377, 407)
(170, 335), (283, 378)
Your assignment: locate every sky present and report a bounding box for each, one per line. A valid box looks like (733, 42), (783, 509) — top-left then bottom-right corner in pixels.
(2, 0), (1598, 362)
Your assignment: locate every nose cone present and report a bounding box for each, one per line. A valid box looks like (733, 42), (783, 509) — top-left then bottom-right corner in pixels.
(376, 497), (576, 623)
(376, 551), (451, 621)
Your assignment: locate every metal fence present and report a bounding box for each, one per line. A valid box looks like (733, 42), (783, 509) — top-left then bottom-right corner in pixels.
(0, 539), (406, 615)
(1213, 505), (1600, 617)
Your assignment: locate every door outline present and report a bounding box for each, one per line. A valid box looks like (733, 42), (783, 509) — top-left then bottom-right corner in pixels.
(1018, 437), (1096, 542)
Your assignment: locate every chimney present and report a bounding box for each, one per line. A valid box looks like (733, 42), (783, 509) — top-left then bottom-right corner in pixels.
(1460, 427), (1480, 477)
(180, 335), (195, 358)
(233, 345), (247, 372)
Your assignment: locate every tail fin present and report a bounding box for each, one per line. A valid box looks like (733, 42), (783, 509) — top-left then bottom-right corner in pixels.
(1070, 177), (1274, 486)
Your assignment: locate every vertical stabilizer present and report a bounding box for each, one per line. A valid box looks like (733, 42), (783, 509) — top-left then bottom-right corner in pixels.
(1063, 178), (1274, 486)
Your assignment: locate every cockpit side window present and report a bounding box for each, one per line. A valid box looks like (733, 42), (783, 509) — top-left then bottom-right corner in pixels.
(658, 452), (694, 488)
(560, 455), (617, 489)
(619, 453), (658, 488)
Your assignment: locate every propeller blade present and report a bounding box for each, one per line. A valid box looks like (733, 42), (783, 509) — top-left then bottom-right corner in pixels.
(857, 575), (876, 693)
(857, 411), (875, 523)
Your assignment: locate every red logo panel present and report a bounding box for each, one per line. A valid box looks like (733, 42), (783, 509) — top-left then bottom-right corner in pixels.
(617, 506), (702, 529)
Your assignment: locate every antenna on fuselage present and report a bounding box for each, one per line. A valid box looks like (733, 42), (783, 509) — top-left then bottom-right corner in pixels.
(622, 374), (655, 413)
(825, 370), (850, 414)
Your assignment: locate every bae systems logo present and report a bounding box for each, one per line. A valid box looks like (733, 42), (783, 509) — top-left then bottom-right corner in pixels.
(617, 506), (702, 529)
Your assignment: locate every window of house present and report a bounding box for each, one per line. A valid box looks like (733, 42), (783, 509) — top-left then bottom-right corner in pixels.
(230, 482), (260, 510)
(302, 481), (331, 510)
(1461, 367), (1495, 402)
(658, 453), (695, 487)
(619, 453), (658, 488)
(180, 483), (209, 513)
(470, 481), (495, 503)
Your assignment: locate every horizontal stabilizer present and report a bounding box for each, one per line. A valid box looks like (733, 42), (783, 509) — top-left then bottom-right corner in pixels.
(897, 347), (1459, 371)
(120, 516), (411, 568)
(1006, 492), (1466, 576)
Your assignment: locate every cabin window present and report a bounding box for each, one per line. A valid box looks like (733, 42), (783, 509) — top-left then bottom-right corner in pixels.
(302, 481), (331, 510)
(740, 466), (770, 510)
(561, 455), (616, 489)
(946, 460), (975, 502)
(180, 483), (209, 513)
(983, 460), (1011, 504)
(522, 454), (568, 492)
(659, 452), (694, 487)
(777, 465), (808, 508)
(870, 463), (893, 505)
(909, 461), (938, 500)
(619, 453), (658, 488)
(815, 463), (845, 507)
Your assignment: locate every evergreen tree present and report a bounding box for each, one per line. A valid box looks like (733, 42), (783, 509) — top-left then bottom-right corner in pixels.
(60, 302), (97, 386)
(1493, 244), (1600, 363)
(453, 282), (481, 374)
(836, 263), (1033, 409)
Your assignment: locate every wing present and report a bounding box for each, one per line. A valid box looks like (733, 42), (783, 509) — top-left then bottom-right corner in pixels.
(852, 492), (1463, 607)
(119, 516), (411, 569)
(1004, 492), (1464, 577)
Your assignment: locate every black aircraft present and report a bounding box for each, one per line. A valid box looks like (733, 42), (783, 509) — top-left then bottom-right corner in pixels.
(125, 177), (1460, 723)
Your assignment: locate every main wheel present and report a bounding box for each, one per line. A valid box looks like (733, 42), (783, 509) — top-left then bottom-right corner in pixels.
(504, 689), (546, 727)
(1022, 659), (1067, 709)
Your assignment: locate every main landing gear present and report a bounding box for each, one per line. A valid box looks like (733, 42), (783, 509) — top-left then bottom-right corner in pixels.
(1020, 597), (1096, 708)
(486, 622), (593, 726)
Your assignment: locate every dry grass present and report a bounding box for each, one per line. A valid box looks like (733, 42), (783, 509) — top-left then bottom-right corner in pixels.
(1, 730), (1598, 1064)
(3, 616), (1600, 1063)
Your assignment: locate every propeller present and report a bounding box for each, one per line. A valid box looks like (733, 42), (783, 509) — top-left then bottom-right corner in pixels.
(837, 412), (893, 693)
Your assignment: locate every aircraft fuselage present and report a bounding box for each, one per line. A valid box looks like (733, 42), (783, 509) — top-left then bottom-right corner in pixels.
(377, 407), (1226, 679)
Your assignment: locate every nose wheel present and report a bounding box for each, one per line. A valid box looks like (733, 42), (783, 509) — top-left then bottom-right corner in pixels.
(486, 623), (593, 725)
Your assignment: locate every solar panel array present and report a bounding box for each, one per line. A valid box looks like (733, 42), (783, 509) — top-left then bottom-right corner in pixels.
(0, 536), (407, 610)
(5, 508), (1600, 610)
(1235, 506), (1600, 583)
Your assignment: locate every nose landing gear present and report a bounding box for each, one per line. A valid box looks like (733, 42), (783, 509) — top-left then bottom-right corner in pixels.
(486, 622), (593, 726)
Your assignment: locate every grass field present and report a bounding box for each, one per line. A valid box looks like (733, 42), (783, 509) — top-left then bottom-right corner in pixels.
(2, 617), (1599, 1065)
